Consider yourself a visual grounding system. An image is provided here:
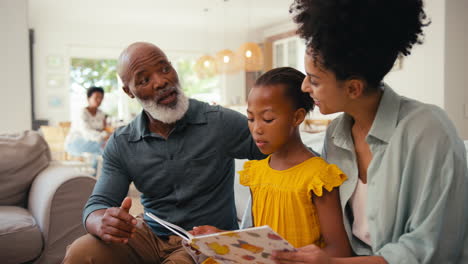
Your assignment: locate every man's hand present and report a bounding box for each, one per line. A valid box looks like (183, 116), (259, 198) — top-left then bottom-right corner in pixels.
(87, 197), (137, 244)
(272, 244), (333, 264)
(190, 225), (223, 236)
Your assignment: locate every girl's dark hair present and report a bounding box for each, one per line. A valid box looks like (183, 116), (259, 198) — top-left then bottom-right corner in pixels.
(290, 0), (430, 91)
(87, 86), (104, 98)
(254, 67), (313, 113)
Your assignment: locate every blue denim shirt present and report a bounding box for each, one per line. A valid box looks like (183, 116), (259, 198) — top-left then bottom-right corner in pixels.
(323, 84), (468, 263)
(83, 99), (264, 236)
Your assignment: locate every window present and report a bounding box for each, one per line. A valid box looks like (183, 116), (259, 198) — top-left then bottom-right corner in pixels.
(273, 36), (306, 73)
(69, 57), (220, 124)
(173, 58), (220, 104)
(69, 58), (142, 124)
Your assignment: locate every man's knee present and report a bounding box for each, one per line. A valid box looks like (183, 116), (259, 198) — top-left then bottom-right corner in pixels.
(162, 249), (195, 264)
(62, 234), (116, 264)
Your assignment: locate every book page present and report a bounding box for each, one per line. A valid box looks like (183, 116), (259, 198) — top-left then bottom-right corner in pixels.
(145, 213), (296, 263)
(191, 225), (295, 264)
(145, 212), (194, 241)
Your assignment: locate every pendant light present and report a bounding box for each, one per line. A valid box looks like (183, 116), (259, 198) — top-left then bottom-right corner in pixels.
(194, 8), (218, 79)
(238, 42), (263, 72)
(215, 1), (239, 74)
(216, 49), (239, 73)
(194, 55), (218, 79)
(238, 0), (263, 72)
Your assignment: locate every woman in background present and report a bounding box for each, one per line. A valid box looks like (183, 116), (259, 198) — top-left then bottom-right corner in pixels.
(65, 86), (109, 159)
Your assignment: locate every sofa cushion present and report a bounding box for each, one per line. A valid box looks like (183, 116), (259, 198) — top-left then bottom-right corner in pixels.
(0, 131), (51, 207)
(0, 206), (43, 263)
(234, 159), (250, 224)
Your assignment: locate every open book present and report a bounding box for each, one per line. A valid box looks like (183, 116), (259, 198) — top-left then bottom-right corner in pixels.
(145, 212), (295, 264)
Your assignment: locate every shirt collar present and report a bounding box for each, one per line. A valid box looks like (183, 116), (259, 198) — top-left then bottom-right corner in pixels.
(182, 99), (208, 125)
(331, 113), (354, 151)
(331, 83), (401, 148)
(128, 99), (207, 142)
(367, 83), (401, 143)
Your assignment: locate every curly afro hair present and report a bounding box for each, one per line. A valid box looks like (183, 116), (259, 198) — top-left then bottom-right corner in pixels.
(290, 0), (430, 91)
(254, 67), (313, 113)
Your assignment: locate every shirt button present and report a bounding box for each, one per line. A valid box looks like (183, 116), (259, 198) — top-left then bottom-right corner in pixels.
(369, 214), (376, 221)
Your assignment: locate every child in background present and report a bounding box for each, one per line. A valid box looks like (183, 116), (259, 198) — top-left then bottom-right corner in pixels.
(193, 67), (351, 257)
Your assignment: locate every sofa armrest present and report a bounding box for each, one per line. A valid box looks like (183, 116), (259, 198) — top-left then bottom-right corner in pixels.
(28, 164), (96, 264)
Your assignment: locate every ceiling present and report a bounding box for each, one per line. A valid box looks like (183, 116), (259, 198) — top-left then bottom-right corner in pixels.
(29, 0), (295, 33)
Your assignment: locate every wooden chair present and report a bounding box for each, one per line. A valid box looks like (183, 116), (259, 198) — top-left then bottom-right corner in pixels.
(303, 119), (332, 133)
(39, 125), (70, 161)
(58, 121), (71, 128)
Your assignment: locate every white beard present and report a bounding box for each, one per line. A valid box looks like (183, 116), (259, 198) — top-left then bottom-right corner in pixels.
(137, 88), (189, 124)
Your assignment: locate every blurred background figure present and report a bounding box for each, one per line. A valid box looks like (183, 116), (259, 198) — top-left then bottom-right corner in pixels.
(65, 86), (109, 169)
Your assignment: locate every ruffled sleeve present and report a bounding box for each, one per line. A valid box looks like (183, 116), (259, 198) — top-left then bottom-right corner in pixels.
(238, 160), (256, 186)
(309, 164), (347, 197)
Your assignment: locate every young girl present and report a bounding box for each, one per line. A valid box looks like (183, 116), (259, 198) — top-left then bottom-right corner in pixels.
(193, 67), (351, 257)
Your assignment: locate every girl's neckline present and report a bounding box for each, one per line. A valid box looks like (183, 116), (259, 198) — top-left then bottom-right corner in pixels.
(86, 107), (98, 117)
(266, 155), (322, 173)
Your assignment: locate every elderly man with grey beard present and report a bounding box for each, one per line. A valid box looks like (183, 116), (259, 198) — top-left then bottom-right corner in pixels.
(62, 42), (265, 264)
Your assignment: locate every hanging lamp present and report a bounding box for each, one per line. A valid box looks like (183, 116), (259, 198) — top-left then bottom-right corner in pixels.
(194, 55), (218, 79)
(215, 49), (239, 74)
(238, 0), (264, 72)
(193, 8), (218, 79)
(237, 42), (264, 72)
(214, 0), (239, 74)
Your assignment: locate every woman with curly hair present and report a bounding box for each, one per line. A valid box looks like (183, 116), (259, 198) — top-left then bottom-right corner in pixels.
(273, 0), (468, 263)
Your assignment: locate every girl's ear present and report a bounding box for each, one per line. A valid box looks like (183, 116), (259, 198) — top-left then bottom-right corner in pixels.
(293, 108), (307, 127)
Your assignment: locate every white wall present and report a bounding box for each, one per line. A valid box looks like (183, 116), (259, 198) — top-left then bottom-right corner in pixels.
(384, 0), (468, 139)
(384, 0), (445, 107)
(444, 0), (468, 140)
(0, 0), (32, 133)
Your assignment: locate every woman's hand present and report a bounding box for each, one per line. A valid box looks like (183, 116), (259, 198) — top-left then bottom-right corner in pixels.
(273, 244), (334, 264)
(189, 225), (223, 236)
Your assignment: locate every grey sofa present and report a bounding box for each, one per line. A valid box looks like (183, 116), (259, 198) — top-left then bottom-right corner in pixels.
(0, 131), (96, 264)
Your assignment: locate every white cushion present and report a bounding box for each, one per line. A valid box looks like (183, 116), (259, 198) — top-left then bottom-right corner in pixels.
(464, 140), (468, 163)
(301, 131), (326, 154)
(234, 159), (250, 224)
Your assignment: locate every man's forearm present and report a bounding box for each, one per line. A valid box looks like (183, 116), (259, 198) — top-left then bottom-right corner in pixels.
(333, 256), (387, 264)
(85, 209), (106, 237)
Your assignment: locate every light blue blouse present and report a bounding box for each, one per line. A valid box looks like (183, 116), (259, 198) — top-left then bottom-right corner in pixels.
(323, 84), (468, 263)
